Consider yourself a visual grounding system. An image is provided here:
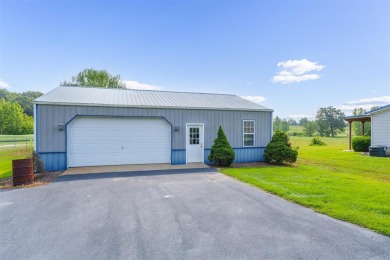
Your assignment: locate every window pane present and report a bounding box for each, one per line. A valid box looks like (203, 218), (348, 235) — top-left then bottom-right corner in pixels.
(244, 134), (254, 146)
(244, 121), (254, 134)
(189, 127), (200, 145)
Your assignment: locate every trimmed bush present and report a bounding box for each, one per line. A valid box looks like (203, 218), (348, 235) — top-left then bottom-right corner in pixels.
(352, 136), (371, 152)
(264, 131), (298, 165)
(208, 126), (235, 167)
(309, 137), (326, 146)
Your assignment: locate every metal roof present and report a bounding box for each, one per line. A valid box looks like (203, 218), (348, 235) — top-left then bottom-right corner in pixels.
(34, 86), (272, 111)
(344, 104), (390, 120)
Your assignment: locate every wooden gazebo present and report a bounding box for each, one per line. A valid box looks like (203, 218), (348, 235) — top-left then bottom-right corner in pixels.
(344, 114), (371, 150)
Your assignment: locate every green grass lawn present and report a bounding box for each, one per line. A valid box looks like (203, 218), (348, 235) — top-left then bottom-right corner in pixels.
(220, 136), (390, 236)
(0, 134), (34, 148)
(288, 125), (304, 133)
(0, 147), (33, 179)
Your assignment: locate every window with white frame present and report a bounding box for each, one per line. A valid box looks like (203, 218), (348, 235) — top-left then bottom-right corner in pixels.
(243, 120), (255, 147)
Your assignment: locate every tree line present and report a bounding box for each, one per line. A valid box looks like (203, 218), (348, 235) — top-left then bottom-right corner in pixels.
(0, 68), (126, 135)
(274, 106), (377, 137)
(0, 89), (43, 135)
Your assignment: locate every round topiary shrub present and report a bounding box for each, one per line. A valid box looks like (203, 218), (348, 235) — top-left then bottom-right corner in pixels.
(309, 137), (326, 146)
(208, 126), (235, 167)
(352, 136), (371, 152)
(264, 131), (298, 165)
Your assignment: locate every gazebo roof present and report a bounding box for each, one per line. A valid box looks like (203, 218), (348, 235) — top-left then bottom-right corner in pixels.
(344, 104), (390, 122)
(344, 114), (371, 122)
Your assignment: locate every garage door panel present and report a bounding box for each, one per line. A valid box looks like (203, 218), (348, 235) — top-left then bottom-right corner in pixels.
(67, 117), (171, 167)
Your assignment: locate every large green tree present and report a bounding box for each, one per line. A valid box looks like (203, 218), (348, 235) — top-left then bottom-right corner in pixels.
(316, 107), (346, 137)
(280, 120), (290, 132)
(299, 117), (309, 126)
(0, 89), (43, 116)
(61, 68), (126, 88)
(273, 117), (290, 133)
(0, 99), (33, 134)
(303, 121), (318, 137)
(273, 116), (282, 132)
(352, 108), (370, 136)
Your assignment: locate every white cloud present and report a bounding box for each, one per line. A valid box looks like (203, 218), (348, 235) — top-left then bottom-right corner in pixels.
(123, 80), (162, 90)
(242, 95), (266, 103)
(288, 114), (313, 120)
(337, 96), (390, 113)
(0, 80), (10, 89)
(272, 59), (324, 84)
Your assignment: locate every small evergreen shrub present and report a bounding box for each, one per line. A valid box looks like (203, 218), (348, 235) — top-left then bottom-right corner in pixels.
(32, 151), (45, 173)
(264, 131), (298, 165)
(309, 137), (326, 146)
(270, 131), (291, 147)
(352, 136), (371, 152)
(208, 126), (235, 167)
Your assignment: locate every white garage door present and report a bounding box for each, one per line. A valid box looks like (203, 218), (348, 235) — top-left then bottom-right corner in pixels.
(67, 117), (171, 167)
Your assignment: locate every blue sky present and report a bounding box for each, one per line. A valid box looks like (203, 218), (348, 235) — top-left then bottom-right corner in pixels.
(0, 0), (389, 118)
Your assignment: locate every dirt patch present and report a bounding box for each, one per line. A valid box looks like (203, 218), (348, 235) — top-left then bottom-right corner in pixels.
(230, 162), (270, 168)
(0, 171), (63, 190)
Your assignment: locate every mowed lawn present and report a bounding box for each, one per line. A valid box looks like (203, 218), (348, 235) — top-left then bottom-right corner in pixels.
(220, 136), (390, 236)
(0, 135), (34, 179)
(0, 148), (33, 179)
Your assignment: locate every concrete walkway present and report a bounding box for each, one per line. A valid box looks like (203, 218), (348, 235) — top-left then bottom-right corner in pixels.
(64, 163), (209, 175)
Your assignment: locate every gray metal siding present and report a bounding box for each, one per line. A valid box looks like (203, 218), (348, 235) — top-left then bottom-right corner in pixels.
(37, 104), (272, 153)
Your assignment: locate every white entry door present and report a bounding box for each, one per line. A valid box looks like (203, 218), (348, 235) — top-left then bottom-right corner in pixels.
(186, 124), (204, 163)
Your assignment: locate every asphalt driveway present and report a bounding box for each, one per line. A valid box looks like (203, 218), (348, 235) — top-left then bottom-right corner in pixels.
(1, 168), (389, 260)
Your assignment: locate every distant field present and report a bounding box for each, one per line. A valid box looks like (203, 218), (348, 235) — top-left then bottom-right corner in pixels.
(0, 135), (34, 149)
(289, 136), (348, 148)
(287, 125), (348, 138)
(288, 125), (304, 133)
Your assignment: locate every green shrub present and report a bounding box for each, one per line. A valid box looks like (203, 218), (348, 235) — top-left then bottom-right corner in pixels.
(309, 137), (326, 146)
(264, 142), (298, 164)
(32, 151), (45, 173)
(288, 132), (303, 137)
(264, 131), (298, 165)
(352, 136), (371, 152)
(271, 131), (291, 146)
(208, 126), (235, 167)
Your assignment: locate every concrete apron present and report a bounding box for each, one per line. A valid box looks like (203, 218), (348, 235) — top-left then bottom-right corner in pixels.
(63, 163), (209, 175)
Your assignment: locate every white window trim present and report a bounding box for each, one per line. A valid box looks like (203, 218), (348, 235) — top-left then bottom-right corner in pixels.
(243, 120), (255, 147)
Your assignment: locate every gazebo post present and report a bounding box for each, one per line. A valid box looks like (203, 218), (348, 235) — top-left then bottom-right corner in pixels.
(344, 115), (371, 150)
(348, 121), (352, 150)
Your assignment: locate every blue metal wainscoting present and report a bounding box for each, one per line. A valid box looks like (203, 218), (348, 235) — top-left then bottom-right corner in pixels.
(39, 152), (67, 172)
(171, 149), (186, 165)
(39, 148), (264, 171)
(204, 147), (265, 164)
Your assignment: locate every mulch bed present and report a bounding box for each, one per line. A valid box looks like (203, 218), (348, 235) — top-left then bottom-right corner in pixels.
(208, 161), (271, 169)
(0, 171), (63, 190)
